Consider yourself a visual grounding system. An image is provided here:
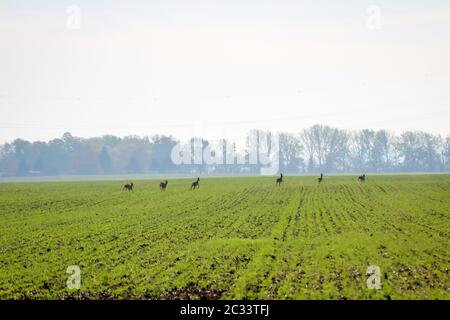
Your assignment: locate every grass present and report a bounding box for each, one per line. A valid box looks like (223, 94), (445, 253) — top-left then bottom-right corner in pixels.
(0, 174), (449, 299)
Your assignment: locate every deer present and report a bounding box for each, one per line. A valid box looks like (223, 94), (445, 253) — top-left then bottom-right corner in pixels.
(191, 177), (200, 190)
(358, 174), (366, 183)
(123, 182), (134, 191)
(159, 180), (168, 191)
(318, 173), (323, 184)
(276, 173), (283, 186)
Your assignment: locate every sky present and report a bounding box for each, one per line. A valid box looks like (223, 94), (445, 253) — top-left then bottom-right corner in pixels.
(0, 0), (449, 144)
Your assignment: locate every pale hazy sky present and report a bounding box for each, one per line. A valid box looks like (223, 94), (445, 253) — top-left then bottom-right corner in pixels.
(1, 0), (449, 143)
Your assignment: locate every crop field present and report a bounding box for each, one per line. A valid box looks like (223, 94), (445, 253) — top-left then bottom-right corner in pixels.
(0, 174), (449, 300)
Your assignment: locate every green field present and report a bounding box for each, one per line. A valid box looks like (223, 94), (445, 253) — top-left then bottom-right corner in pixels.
(0, 175), (449, 300)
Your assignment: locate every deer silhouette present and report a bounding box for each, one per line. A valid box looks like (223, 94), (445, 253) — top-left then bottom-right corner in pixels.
(276, 173), (283, 186)
(191, 177), (200, 190)
(358, 174), (366, 183)
(318, 173), (323, 184)
(160, 180), (168, 191)
(123, 182), (133, 191)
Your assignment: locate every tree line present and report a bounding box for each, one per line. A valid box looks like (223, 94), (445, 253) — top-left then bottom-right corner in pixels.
(1, 125), (449, 177)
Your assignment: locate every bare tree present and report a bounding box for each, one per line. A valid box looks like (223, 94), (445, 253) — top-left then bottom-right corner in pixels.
(279, 133), (303, 173)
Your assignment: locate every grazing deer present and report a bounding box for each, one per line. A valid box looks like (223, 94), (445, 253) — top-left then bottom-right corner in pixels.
(123, 182), (134, 191)
(318, 173), (323, 184)
(358, 174), (366, 183)
(160, 180), (168, 191)
(191, 177), (200, 190)
(276, 173), (283, 186)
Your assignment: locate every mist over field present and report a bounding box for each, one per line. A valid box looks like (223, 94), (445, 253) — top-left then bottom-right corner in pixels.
(1, 1), (450, 144)
(0, 126), (449, 178)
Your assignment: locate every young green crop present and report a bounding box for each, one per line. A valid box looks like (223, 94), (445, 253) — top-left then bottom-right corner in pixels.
(0, 175), (449, 299)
